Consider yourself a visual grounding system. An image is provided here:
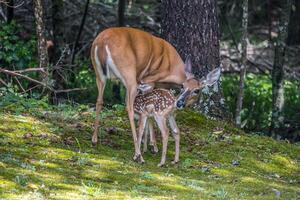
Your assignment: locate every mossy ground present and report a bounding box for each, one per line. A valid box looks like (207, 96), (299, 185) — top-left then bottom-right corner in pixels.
(0, 102), (299, 199)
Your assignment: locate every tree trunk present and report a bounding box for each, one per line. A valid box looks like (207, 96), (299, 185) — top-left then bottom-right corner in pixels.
(33, 0), (49, 88)
(161, 0), (228, 119)
(50, 0), (65, 103)
(71, 0), (90, 64)
(6, 0), (14, 24)
(118, 0), (126, 26)
(235, 0), (248, 128)
(270, 0), (292, 138)
(287, 1), (300, 45)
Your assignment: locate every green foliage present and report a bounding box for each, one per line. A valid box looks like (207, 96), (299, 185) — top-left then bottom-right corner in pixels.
(0, 21), (37, 70)
(69, 58), (126, 105)
(0, 85), (49, 114)
(223, 74), (300, 133)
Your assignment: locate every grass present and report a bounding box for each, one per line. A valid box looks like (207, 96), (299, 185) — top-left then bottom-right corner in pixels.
(0, 102), (299, 200)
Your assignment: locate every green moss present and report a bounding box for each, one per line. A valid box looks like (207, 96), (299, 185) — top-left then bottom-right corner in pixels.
(0, 102), (300, 199)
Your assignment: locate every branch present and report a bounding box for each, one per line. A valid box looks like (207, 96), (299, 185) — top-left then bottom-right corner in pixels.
(0, 68), (52, 90)
(54, 88), (87, 94)
(15, 67), (46, 74)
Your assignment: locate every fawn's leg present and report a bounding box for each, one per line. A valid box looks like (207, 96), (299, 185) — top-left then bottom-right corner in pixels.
(168, 115), (180, 164)
(154, 115), (169, 167)
(148, 119), (159, 154)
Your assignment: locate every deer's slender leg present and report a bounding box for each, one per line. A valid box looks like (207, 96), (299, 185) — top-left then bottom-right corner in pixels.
(126, 84), (144, 163)
(91, 44), (106, 146)
(148, 120), (158, 154)
(137, 115), (147, 156)
(154, 115), (169, 167)
(168, 114), (180, 164)
(92, 79), (106, 145)
(143, 120), (149, 153)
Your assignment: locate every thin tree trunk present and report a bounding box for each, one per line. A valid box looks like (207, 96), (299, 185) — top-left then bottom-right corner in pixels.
(6, 0), (14, 24)
(161, 0), (228, 119)
(270, 0), (292, 138)
(71, 0), (90, 64)
(118, 0), (126, 26)
(50, 0), (65, 103)
(287, 1), (300, 45)
(235, 0), (248, 128)
(33, 0), (49, 88)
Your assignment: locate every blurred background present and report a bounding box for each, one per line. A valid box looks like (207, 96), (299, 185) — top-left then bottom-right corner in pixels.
(0, 0), (299, 141)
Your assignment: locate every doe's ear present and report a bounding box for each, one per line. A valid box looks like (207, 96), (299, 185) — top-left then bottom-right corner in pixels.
(204, 67), (221, 86)
(184, 56), (194, 79)
(184, 56), (193, 74)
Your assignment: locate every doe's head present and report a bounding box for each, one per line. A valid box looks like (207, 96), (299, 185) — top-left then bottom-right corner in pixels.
(176, 57), (221, 109)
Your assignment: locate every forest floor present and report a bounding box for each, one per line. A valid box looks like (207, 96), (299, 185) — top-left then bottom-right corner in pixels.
(0, 99), (300, 200)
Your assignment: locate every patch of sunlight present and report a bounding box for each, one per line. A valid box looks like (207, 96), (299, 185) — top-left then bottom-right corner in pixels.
(0, 178), (17, 188)
(212, 168), (232, 176)
(271, 154), (298, 171)
(38, 161), (60, 169)
(241, 176), (260, 183)
(82, 169), (108, 179)
(268, 181), (300, 193)
(91, 158), (124, 168)
(252, 159), (284, 174)
(160, 182), (190, 192)
(152, 173), (176, 183)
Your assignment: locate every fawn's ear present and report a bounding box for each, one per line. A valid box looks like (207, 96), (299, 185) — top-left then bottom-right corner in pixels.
(200, 68), (221, 86)
(184, 56), (194, 79)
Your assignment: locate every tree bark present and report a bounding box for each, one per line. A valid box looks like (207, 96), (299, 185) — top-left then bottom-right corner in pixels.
(161, 0), (228, 119)
(50, 0), (65, 103)
(235, 0), (248, 128)
(287, 1), (300, 45)
(71, 0), (90, 64)
(33, 0), (49, 88)
(118, 0), (126, 26)
(270, 0), (292, 138)
(6, 0), (14, 24)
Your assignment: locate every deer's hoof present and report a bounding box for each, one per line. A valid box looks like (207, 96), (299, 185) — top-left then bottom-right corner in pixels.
(92, 141), (97, 147)
(171, 160), (179, 165)
(157, 162), (165, 167)
(133, 154), (145, 164)
(150, 145), (159, 154)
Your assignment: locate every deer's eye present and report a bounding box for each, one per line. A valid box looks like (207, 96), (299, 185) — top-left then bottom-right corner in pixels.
(193, 89), (200, 94)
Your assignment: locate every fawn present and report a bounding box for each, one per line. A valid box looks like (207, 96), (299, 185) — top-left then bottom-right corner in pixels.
(134, 89), (179, 167)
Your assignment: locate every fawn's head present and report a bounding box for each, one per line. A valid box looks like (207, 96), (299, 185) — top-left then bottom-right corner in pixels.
(177, 57), (221, 109)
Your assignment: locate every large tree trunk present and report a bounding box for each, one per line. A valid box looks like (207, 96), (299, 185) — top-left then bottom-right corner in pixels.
(235, 0), (248, 128)
(270, 0), (292, 138)
(161, 0), (228, 119)
(33, 0), (49, 88)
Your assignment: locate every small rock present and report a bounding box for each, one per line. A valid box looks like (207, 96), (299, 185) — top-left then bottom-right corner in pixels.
(38, 133), (48, 138)
(64, 137), (75, 145)
(271, 188), (281, 198)
(23, 133), (33, 139)
(232, 160), (240, 166)
(201, 166), (210, 173)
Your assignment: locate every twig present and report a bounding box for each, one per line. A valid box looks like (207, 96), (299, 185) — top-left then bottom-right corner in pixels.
(15, 67), (46, 74)
(14, 77), (26, 93)
(0, 77), (8, 87)
(54, 88), (87, 94)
